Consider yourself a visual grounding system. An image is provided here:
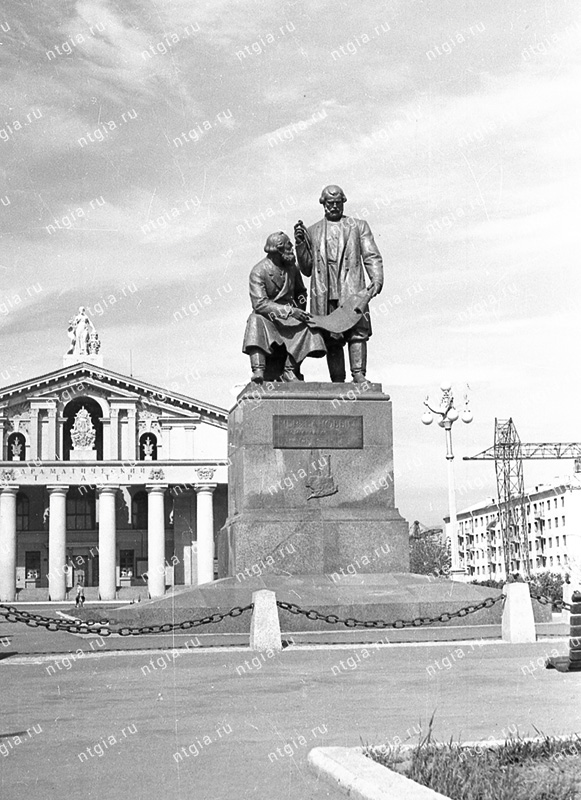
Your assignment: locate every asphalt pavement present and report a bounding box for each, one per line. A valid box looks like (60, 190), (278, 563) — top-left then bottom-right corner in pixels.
(0, 613), (580, 800)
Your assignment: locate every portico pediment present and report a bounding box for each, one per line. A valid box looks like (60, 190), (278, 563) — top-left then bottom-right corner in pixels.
(0, 363), (227, 427)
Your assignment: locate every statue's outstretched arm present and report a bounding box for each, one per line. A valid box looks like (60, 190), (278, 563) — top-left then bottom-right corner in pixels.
(294, 220), (313, 277)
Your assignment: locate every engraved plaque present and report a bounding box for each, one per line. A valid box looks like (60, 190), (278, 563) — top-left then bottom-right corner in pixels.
(273, 415), (363, 449)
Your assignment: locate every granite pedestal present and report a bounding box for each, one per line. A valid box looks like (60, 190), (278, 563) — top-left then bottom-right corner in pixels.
(218, 382), (409, 578)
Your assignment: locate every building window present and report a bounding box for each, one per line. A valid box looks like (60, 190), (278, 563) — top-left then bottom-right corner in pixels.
(563, 535), (567, 545)
(25, 551), (41, 580)
(549, 556), (553, 566)
(132, 491), (148, 529)
(16, 492), (29, 531)
(120, 549), (135, 578)
(548, 519), (552, 529)
(556, 536), (559, 547)
(562, 516), (566, 526)
(561, 497), (565, 507)
(555, 517), (559, 527)
(554, 499), (558, 509)
(66, 487), (96, 530)
(557, 555), (561, 565)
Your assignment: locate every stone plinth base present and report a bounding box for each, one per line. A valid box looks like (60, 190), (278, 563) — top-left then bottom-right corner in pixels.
(219, 512), (408, 577)
(219, 381), (409, 578)
(100, 573), (551, 634)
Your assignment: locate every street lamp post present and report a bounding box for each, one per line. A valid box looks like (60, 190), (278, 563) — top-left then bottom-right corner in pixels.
(421, 383), (473, 580)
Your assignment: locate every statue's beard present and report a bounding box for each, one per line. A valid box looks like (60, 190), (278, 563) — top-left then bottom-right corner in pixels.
(281, 251), (296, 266)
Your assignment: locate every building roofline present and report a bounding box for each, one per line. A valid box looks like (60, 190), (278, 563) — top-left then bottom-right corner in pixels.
(0, 362), (228, 425)
(444, 479), (581, 522)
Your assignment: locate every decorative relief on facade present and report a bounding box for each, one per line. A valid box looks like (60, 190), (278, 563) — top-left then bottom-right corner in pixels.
(7, 407), (30, 435)
(8, 402), (29, 416)
(137, 410), (162, 436)
(0, 469), (16, 482)
(148, 468), (165, 480)
(70, 407), (96, 450)
(195, 467), (216, 481)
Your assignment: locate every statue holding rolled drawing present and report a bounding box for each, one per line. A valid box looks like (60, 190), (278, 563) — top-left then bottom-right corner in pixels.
(294, 184), (383, 384)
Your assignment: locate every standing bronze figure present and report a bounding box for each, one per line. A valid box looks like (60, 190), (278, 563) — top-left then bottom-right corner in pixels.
(294, 185), (383, 383)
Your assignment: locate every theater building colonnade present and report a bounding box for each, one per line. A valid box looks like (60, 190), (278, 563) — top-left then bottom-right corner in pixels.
(0, 358), (228, 602)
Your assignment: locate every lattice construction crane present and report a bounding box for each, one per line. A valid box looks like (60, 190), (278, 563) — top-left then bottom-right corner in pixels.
(464, 419), (581, 579)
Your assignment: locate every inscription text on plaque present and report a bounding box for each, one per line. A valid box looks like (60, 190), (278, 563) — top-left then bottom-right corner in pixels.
(273, 415), (363, 449)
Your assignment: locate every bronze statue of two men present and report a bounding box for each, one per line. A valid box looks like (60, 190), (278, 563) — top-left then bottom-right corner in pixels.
(243, 185), (383, 384)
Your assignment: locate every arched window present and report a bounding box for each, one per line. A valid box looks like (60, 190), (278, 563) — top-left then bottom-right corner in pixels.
(16, 492), (29, 531)
(132, 491), (148, 529)
(7, 432), (26, 461)
(139, 433), (158, 461)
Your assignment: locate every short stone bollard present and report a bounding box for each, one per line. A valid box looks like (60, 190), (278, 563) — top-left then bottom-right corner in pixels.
(562, 581), (574, 624)
(547, 591), (581, 672)
(501, 582), (536, 643)
(249, 589), (282, 651)
(567, 591), (581, 670)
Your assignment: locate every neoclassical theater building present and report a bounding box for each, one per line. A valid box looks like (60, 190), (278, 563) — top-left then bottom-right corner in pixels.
(0, 309), (228, 602)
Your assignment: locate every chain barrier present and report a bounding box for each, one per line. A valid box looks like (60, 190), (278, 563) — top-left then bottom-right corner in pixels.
(0, 591), (570, 639)
(529, 593), (573, 612)
(276, 595), (503, 629)
(0, 603), (253, 637)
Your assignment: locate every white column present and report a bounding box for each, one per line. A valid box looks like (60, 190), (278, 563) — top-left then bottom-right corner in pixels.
(47, 404), (57, 460)
(98, 486), (118, 601)
(146, 484), (167, 598)
(29, 408), (39, 459)
(109, 408), (119, 460)
(48, 485), (68, 601)
(0, 416), (8, 460)
(196, 484), (216, 585)
(57, 416), (65, 460)
(127, 408), (137, 460)
(0, 486), (18, 602)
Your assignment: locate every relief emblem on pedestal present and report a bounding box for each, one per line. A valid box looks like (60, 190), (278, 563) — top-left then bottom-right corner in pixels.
(305, 449), (338, 500)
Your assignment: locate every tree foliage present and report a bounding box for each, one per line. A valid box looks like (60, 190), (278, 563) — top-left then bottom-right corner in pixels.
(409, 523), (451, 575)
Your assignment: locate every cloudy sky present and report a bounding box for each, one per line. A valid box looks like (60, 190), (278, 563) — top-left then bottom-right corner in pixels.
(1, 0), (579, 525)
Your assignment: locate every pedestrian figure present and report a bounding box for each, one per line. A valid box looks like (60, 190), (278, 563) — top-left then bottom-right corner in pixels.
(75, 576), (85, 608)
